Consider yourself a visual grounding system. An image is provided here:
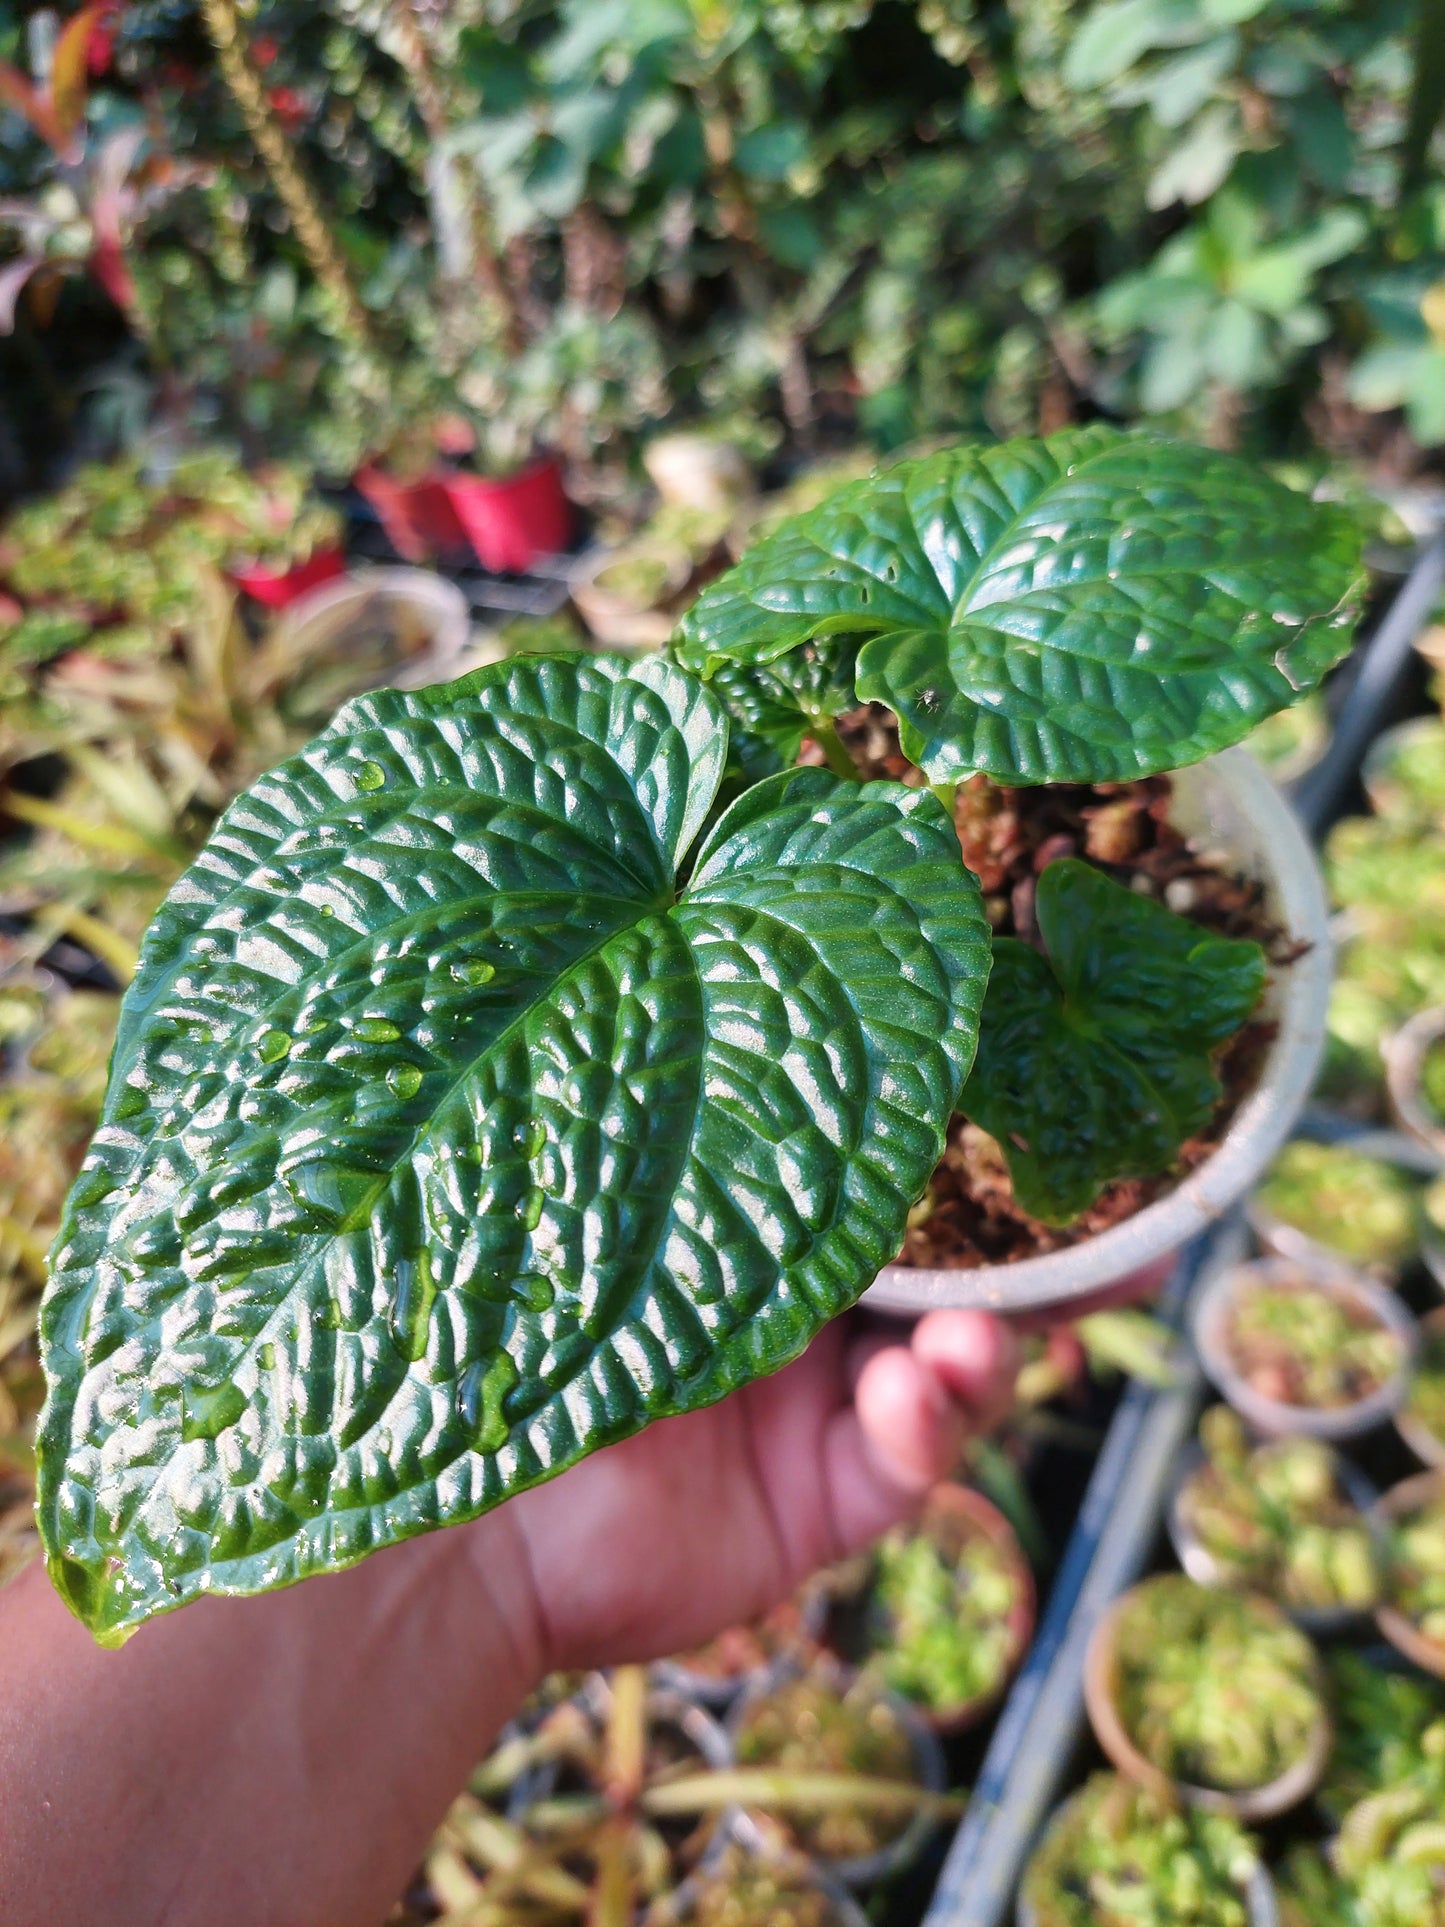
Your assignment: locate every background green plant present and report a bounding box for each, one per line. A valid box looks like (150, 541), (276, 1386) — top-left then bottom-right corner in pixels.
(2, 0), (1443, 489)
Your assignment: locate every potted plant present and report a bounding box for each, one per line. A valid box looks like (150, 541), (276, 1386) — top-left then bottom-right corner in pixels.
(1315, 1647), (1445, 1827)
(1170, 1407), (1382, 1625)
(1083, 1575), (1330, 1819)
(1019, 1772), (1272, 1927)
(1376, 1472), (1445, 1679)
(661, 1840), (870, 1927)
(1400, 1308), (1445, 1469)
(1247, 1140), (1423, 1279)
(34, 429), (1365, 1644)
(1193, 1257), (1416, 1441)
(571, 542), (695, 651)
(866, 1482), (1035, 1731)
(1279, 1766), (1445, 1927)
(680, 427), (1355, 1314)
(726, 1663), (948, 1887)
(1361, 715), (1445, 824)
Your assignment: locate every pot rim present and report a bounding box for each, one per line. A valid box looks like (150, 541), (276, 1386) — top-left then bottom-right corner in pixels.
(272, 565), (473, 676)
(1371, 1468), (1445, 1679)
(1384, 1006), (1445, 1161)
(1016, 1786), (1280, 1927)
(865, 748), (1332, 1315)
(1081, 1581), (1331, 1823)
(1193, 1254), (1419, 1441)
(1167, 1432), (1383, 1633)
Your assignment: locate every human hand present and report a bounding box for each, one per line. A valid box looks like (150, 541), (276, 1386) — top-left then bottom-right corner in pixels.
(491, 1307), (1018, 1676)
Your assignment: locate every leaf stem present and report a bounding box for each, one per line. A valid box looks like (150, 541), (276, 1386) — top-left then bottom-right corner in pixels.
(930, 781), (958, 819)
(808, 718), (861, 781)
(641, 1769), (966, 1819)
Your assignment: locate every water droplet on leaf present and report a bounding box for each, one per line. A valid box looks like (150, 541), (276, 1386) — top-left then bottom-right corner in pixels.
(258, 1342), (276, 1371)
(258, 1029), (291, 1063)
(454, 958), (496, 986)
(388, 1063), (423, 1100)
(180, 1381), (247, 1443)
(519, 1187), (544, 1231)
(517, 1119), (546, 1158)
(354, 1018), (401, 1043)
(355, 761), (386, 791)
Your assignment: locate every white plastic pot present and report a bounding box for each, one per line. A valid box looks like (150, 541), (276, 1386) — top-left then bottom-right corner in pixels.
(270, 566), (472, 692)
(865, 747), (1334, 1316)
(1384, 1006), (1445, 1160)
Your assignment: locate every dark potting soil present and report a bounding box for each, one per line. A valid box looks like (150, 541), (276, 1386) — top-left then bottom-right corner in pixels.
(805, 706), (1293, 1271)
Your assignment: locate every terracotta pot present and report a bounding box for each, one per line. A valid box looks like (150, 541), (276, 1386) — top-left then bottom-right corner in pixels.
(1373, 1469), (1445, 1679)
(865, 748), (1333, 1316)
(443, 456), (572, 573)
(1192, 1255), (1418, 1442)
(875, 1483), (1036, 1736)
(228, 545), (345, 608)
(1082, 1584), (1330, 1822)
(355, 464), (468, 565)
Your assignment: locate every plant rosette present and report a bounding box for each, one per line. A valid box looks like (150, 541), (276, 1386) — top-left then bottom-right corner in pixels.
(661, 1839), (871, 1927)
(1361, 716), (1445, 826)
(1385, 1007), (1445, 1163)
(1083, 1576), (1330, 1820)
(1280, 1740), (1445, 1927)
(1193, 1257), (1417, 1441)
(652, 1587), (830, 1711)
(865, 1481), (1035, 1733)
(1168, 1408), (1383, 1631)
(34, 429), (1365, 1645)
(1375, 1472), (1445, 1680)
(1246, 1140), (1423, 1281)
(1316, 1647), (1445, 1829)
(570, 542), (694, 650)
(724, 1662), (949, 1888)
(1018, 1772), (1275, 1927)
(1399, 1308), (1445, 1470)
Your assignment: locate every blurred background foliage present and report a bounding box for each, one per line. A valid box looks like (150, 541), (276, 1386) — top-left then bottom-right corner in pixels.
(1, 0), (1444, 498)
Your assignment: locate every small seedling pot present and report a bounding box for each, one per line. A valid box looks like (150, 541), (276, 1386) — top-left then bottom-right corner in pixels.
(643, 432), (754, 513)
(658, 1837), (871, 1927)
(1372, 1469), (1445, 1680)
(651, 1583), (830, 1711)
(1360, 715), (1445, 821)
(725, 1659), (948, 1890)
(865, 748), (1333, 1316)
(443, 457), (573, 574)
(228, 544), (346, 608)
(1192, 1256), (1417, 1442)
(1396, 1306), (1445, 1468)
(1083, 1586), (1330, 1822)
(1384, 1007), (1445, 1162)
(1167, 1436), (1382, 1636)
(569, 541), (692, 649)
(1241, 1194), (1407, 1286)
(270, 568), (471, 694)
(355, 463), (470, 564)
(1016, 1832), (1279, 1927)
(871, 1482), (1036, 1735)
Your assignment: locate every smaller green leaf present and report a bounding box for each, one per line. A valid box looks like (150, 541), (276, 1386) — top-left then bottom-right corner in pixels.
(960, 859), (1267, 1225)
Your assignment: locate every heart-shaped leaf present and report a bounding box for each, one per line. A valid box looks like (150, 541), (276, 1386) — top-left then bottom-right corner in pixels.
(961, 858), (1266, 1225)
(675, 427), (1365, 785)
(37, 654), (989, 1643)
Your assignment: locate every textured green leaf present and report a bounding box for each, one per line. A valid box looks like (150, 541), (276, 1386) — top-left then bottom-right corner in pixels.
(961, 859), (1266, 1224)
(675, 427), (1365, 785)
(37, 654), (989, 1643)
(704, 639), (863, 780)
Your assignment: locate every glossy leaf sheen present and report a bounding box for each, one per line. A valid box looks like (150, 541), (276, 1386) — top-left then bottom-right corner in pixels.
(675, 427), (1365, 785)
(961, 859), (1267, 1225)
(37, 655), (989, 1642)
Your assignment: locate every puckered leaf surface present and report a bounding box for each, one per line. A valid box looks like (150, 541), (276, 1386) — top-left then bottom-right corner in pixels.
(675, 427), (1365, 785)
(37, 654), (989, 1642)
(961, 859), (1267, 1225)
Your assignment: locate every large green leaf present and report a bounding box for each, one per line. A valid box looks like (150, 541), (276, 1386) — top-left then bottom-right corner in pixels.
(675, 427), (1365, 785)
(37, 654), (989, 1643)
(961, 859), (1266, 1224)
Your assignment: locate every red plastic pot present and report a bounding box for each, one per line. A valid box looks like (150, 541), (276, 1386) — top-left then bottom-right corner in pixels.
(355, 465), (468, 565)
(443, 456), (572, 573)
(229, 545), (345, 609)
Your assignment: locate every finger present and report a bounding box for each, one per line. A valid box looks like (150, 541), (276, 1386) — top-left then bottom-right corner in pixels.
(823, 1344), (962, 1554)
(911, 1309), (1019, 1434)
